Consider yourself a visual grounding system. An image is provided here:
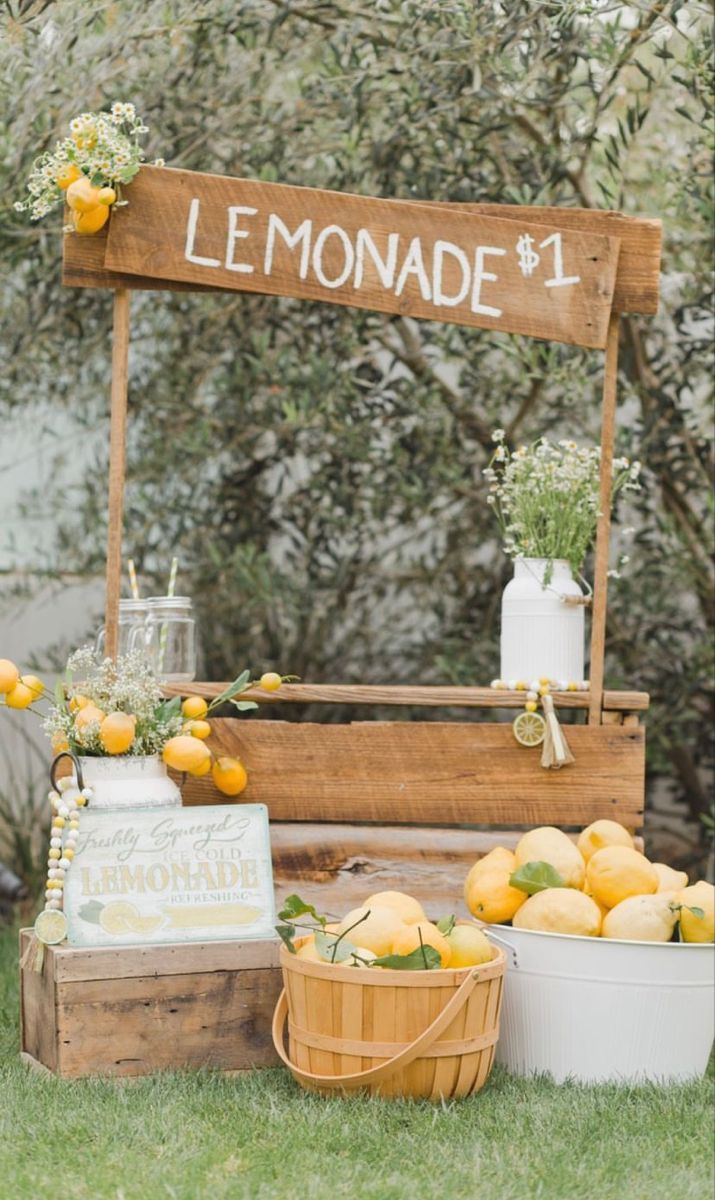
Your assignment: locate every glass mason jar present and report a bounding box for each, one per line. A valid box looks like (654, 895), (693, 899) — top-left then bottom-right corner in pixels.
(137, 595), (196, 683)
(95, 598), (149, 658)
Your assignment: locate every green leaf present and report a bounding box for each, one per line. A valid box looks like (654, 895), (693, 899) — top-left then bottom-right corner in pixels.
(78, 901), (104, 925)
(277, 894), (326, 925)
(372, 946), (441, 971)
(685, 906), (705, 919)
(230, 699), (258, 712)
(436, 914), (456, 936)
(275, 924), (297, 952)
(54, 679), (67, 713)
(510, 861), (565, 895)
(315, 931), (357, 963)
(155, 695), (182, 723)
(209, 670), (252, 710)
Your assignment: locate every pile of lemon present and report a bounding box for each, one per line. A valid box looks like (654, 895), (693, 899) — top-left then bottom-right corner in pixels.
(295, 890), (495, 970)
(464, 821), (714, 943)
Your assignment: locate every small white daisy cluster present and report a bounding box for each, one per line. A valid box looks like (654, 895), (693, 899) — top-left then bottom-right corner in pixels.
(483, 429), (640, 576)
(15, 102), (163, 221)
(43, 646), (183, 757)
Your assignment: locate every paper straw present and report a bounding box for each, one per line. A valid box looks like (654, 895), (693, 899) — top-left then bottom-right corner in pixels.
(157, 557), (179, 677)
(127, 559), (140, 600)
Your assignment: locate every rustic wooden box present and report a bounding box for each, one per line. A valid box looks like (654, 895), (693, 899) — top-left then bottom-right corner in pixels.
(20, 931), (281, 1078)
(20, 684), (647, 1078)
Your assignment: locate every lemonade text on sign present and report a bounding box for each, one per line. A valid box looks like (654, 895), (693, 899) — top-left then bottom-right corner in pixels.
(103, 167), (621, 348)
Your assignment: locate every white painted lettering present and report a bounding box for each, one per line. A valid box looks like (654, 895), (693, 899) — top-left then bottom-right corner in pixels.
(433, 240), (471, 307)
(312, 224), (355, 289)
(225, 206), (258, 273)
(395, 237), (432, 301)
(540, 232), (580, 288)
(354, 229), (399, 289)
(471, 245), (506, 317)
(264, 214), (312, 278)
(184, 197), (220, 268)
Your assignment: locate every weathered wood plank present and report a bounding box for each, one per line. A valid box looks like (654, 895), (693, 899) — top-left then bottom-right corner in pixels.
(101, 167), (620, 349)
(51, 935), (280, 984)
(63, 177), (660, 315)
(163, 682), (650, 712)
(177, 719), (645, 828)
(55, 967), (281, 1076)
(19, 929), (58, 1072)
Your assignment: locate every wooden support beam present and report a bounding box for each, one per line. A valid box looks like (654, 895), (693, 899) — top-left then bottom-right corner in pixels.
(589, 313), (620, 724)
(103, 288), (130, 659)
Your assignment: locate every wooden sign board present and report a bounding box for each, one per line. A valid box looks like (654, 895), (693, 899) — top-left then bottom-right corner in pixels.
(63, 805), (275, 947)
(102, 166), (620, 348)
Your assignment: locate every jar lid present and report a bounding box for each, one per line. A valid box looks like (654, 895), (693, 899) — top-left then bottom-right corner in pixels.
(145, 595), (193, 611)
(118, 598), (149, 614)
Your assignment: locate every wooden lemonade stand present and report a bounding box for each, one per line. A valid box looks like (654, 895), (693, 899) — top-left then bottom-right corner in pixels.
(20, 167), (661, 1077)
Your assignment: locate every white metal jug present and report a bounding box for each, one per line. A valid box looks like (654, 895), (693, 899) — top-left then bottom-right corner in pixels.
(500, 557), (585, 684)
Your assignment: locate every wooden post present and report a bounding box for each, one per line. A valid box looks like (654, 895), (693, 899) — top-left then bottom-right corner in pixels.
(103, 288), (131, 660)
(588, 312), (620, 724)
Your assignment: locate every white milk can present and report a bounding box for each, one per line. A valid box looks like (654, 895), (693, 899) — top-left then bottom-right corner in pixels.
(500, 557), (585, 684)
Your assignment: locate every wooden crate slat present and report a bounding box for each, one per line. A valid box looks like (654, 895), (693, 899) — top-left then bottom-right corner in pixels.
(178, 719), (645, 827)
(51, 935), (280, 984)
(163, 682), (650, 711)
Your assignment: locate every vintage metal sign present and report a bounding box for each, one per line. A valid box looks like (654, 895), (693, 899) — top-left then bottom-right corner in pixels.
(63, 805), (275, 946)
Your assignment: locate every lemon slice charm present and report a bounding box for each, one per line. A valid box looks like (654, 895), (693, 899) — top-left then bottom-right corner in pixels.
(34, 908), (68, 945)
(513, 710), (546, 747)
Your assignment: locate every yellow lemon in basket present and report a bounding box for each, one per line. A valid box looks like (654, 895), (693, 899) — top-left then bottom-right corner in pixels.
(445, 922), (493, 967)
(463, 847), (515, 904)
(335, 905), (405, 957)
(465, 868), (526, 925)
(601, 894), (678, 942)
(342, 947), (377, 967)
(577, 819), (634, 863)
(391, 921), (452, 968)
(514, 827), (585, 889)
(586, 846), (658, 909)
(0, 659), (19, 693)
(652, 862), (689, 893)
(99, 711), (136, 755)
(363, 890), (426, 925)
(181, 695), (209, 720)
(512, 888), (602, 937)
(677, 881), (715, 943)
(162, 735), (211, 774)
(295, 936), (322, 962)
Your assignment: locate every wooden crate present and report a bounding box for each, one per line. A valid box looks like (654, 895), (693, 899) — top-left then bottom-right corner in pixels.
(20, 931), (281, 1078)
(21, 684), (647, 1078)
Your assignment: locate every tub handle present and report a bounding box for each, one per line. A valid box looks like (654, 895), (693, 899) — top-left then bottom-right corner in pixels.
(486, 929), (520, 969)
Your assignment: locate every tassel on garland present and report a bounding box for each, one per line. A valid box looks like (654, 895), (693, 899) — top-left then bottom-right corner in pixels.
(19, 933), (45, 975)
(540, 693), (575, 770)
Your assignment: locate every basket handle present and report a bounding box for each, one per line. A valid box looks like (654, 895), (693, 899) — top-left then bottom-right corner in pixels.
(271, 955), (500, 1090)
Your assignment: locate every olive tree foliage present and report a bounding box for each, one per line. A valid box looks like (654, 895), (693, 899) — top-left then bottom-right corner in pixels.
(0, 1), (713, 857)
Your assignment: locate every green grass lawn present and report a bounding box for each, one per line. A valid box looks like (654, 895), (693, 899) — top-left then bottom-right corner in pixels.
(1, 924), (712, 1200)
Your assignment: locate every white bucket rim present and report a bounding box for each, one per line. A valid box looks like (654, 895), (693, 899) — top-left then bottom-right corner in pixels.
(489, 923), (715, 951)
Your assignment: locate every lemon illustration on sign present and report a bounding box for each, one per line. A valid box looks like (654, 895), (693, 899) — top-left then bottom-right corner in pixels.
(677, 881), (714, 943)
(577, 819), (633, 863)
(363, 890), (426, 925)
(586, 845), (658, 909)
(99, 901), (162, 936)
(513, 710), (545, 746)
(514, 826), (585, 889)
(512, 888), (602, 936)
(601, 894), (678, 942)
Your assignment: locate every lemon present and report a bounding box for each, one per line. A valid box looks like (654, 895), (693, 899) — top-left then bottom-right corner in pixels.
(66, 176), (103, 213)
(0, 659), (19, 694)
(72, 206), (110, 234)
(652, 862), (689, 893)
(56, 163), (82, 190)
(465, 867), (527, 924)
(99, 901), (142, 935)
(577, 819), (633, 863)
(343, 947), (377, 967)
(259, 672), (282, 692)
(162, 735), (211, 774)
(212, 756), (248, 795)
(295, 936), (322, 962)
(514, 826), (585, 889)
(445, 922), (493, 967)
(186, 719), (211, 740)
(586, 845), (657, 909)
(601, 894), (678, 942)
(335, 905), (405, 957)
(182, 695), (209, 720)
(4, 681), (34, 709)
(463, 847), (516, 905)
(363, 890), (426, 925)
(512, 888), (602, 936)
(513, 711), (546, 746)
(99, 711), (136, 755)
(131, 914), (163, 934)
(69, 693), (91, 712)
(391, 921), (452, 967)
(74, 703), (106, 731)
(677, 881), (715, 943)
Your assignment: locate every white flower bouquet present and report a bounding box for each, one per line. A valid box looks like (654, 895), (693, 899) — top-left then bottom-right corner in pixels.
(484, 430), (640, 580)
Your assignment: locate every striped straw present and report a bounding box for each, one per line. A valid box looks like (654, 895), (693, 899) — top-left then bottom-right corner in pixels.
(127, 559), (140, 600)
(157, 557), (179, 677)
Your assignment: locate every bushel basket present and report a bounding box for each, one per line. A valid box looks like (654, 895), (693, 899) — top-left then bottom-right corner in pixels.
(272, 940), (507, 1100)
